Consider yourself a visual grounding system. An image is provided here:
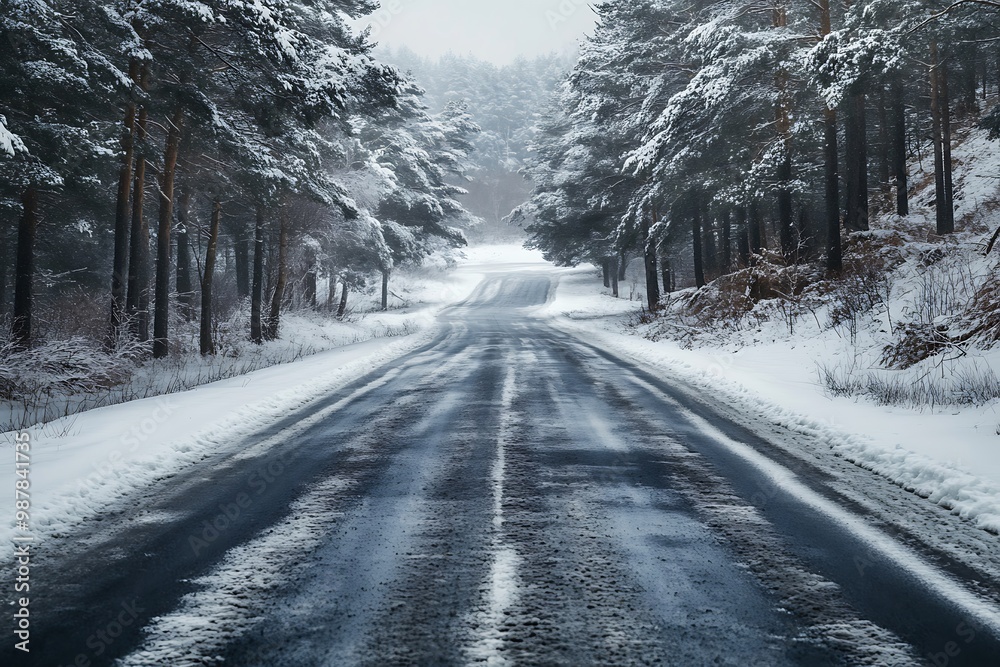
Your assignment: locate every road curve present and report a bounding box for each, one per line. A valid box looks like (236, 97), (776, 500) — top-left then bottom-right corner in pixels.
(6, 271), (1000, 666)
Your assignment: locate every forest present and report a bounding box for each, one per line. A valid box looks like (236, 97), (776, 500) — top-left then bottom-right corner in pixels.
(0, 1), (560, 411)
(519, 0), (1000, 324)
(5, 0), (1000, 412)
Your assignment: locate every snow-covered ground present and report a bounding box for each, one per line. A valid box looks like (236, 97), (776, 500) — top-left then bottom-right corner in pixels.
(542, 262), (1000, 535)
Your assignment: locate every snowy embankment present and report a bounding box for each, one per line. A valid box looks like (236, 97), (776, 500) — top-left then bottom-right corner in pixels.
(541, 266), (1000, 534)
(0, 254), (498, 553)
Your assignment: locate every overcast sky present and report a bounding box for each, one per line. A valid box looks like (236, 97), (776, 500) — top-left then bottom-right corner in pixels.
(354, 0), (598, 64)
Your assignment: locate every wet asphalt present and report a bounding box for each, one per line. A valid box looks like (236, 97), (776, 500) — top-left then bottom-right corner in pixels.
(6, 272), (1000, 666)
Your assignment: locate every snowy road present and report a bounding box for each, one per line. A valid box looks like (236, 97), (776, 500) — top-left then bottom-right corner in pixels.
(10, 271), (1000, 666)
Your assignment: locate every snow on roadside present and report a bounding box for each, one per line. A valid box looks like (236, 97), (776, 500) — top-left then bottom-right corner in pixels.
(540, 267), (1000, 534)
(0, 252), (503, 556)
(0, 331), (435, 557)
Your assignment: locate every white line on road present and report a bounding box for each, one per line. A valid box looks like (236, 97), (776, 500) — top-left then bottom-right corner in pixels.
(468, 364), (522, 666)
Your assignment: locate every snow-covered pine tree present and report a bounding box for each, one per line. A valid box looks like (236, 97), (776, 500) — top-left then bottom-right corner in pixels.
(1, 0), (133, 347)
(356, 84), (482, 309)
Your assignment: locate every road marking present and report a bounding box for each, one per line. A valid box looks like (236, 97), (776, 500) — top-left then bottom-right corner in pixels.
(468, 364), (522, 665)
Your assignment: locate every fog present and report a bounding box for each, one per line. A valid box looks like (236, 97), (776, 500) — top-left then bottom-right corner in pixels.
(356, 0), (597, 64)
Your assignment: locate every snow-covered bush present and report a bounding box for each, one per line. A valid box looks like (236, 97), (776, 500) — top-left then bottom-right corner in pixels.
(820, 358), (1000, 409)
(0, 336), (145, 399)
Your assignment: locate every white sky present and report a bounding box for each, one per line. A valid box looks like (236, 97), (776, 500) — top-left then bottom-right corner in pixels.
(354, 0), (598, 64)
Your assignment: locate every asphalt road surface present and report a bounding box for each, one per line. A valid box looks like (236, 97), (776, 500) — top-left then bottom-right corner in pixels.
(9, 271), (1000, 666)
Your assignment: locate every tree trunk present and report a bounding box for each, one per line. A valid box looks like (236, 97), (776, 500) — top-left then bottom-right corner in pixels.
(877, 85), (891, 193)
(736, 206), (751, 268)
(703, 214), (718, 278)
(601, 258), (611, 288)
(200, 200), (221, 356)
(265, 207), (288, 340)
(618, 250), (627, 281)
(941, 57), (956, 233)
(380, 270), (389, 311)
(175, 189), (195, 321)
(773, 6), (795, 261)
(250, 206), (265, 344)
(692, 195), (706, 289)
(844, 91), (869, 232)
(12, 187), (38, 349)
(304, 269), (318, 310)
(327, 274), (337, 312)
(127, 105), (150, 342)
(721, 209), (732, 273)
(819, 0), (842, 272)
(109, 83), (136, 349)
(611, 257), (620, 298)
(337, 281), (349, 319)
(661, 255), (672, 296)
(0, 240), (7, 318)
(823, 107), (842, 272)
(797, 208), (811, 260)
(153, 106), (184, 359)
(930, 41), (954, 235)
(643, 210), (660, 310)
(234, 225), (251, 300)
(961, 44), (979, 114)
(892, 78), (909, 216)
(748, 200), (763, 259)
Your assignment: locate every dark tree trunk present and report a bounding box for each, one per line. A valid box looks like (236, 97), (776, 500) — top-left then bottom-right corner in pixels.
(234, 226), (251, 300)
(703, 215), (718, 279)
(601, 258), (611, 288)
(127, 106), (150, 342)
(777, 154), (794, 259)
(175, 189), (195, 321)
(661, 255), (672, 296)
(12, 187), (38, 349)
(877, 85), (891, 192)
(961, 44), (979, 114)
(797, 208), (811, 260)
(264, 208), (288, 340)
(200, 200), (221, 356)
(109, 83), (136, 349)
(250, 206), (265, 344)
(818, 0), (841, 272)
(618, 250), (627, 281)
(692, 195), (706, 289)
(736, 206), (751, 268)
(0, 240), (7, 317)
(327, 275), (337, 312)
(643, 210), (660, 310)
(941, 58), (956, 233)
(611, 257), (620, 298)
(337, 281), (349, 319)
(892, 79), (909, 216)
(748, 201), (763, 259)
(721, 209), (732, 273)
(381, 270), (390, 311)
(305, 269), (318, 310)
(824, 107), (842, 272)
(844, 91), (869, 232)
(773, 5), (794, 260)
(930, 41), (954, 235)
(153, 106), (184, 359)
